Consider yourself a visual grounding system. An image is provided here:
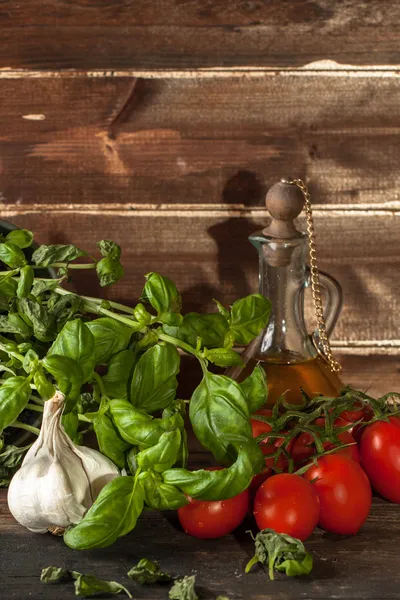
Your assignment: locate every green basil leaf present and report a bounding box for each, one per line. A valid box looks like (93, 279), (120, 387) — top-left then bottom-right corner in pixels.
(213, 299), (230, 320)
(86, 318), (132, 365)
(40, 566), (70, 583)
(93, 413), (130, 469)
(47, 293), (82, 330)
(189, 371), (252, 463)
(0, 313), (32, 337)
(23, 349), (39, 374)
(5, 229), (33, 249)
(163, 440), (263, 501)
(62, 411), (82, 444)
(127, 558), (171, 585)
(34, 368), (56, 400)
(136, 429), (181, 473)
(73, 573), (132, 598)
(164, 313), (228, 349)
(0, 242), (27, 268)
(109, 399), (184, 449)
(169, 575), (198, 600)
(142, 272), (181, 316)
(17, 265), (34, 298)
(159, 312), (183, 327)
(17, 297), (56, 342)
(31, 279), (59, 297)
(48, 319), (95, 382)
(240, 365), (268, 412)
(228, 294), (271, 344)
(0, 275), (17, 299)
(31, 244), (85, 266)
(42, 354), (84, 412)
(204, 347), (244, 368)
(96, 257), (124, 287)
(103, 349), (136, 400)
(0, 443), (30, 468)
(245, 528), (313, 580)
(130, 343), (180, 413)
(97, 240), (121, 260)
(0, 376), (31, 434)
(139, 471), (187, 511)
(133, 303), (152, 327)
(64, 476), (144, 550)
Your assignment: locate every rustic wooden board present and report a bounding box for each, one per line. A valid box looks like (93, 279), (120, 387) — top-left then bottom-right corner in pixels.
(1, 1), (400, 70)
(2, 75), (400, 208)
(3, 210), (399, 347)
(2, 497), (400, 600)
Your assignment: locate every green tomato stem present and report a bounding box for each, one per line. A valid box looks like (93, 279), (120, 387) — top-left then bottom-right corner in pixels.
(10, 421), (40, 435)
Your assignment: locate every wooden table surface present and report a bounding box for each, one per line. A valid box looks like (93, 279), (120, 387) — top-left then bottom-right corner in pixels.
(2, 491), (400, 600)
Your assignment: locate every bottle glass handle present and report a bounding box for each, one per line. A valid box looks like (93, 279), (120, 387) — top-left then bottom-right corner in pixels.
(305, 268), (343, 337)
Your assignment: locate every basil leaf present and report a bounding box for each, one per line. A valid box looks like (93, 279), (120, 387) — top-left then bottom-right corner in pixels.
(169, 575), (198, 600)
(86, 318), (132, 365)
(0, 376), (31, 434)
(40, 566), (70, 583)
(136, 429), (181, 473)
(0, 242), (27, 268)
(49, 319), (95, 382)
(163, 441), (263, 501)
(0, 275), (17, 299)
(93, 413), (130, 469)
(23, 349), (39, 373)
(73, 573), (132, 598)
(240, 365), (268, 412)
(34, 368), (56, 400)
(213, 299), (230, 320)
(109, 399), (184, 449)
(204, 347), (243, 368)
(5, 229), (33, 249)
(142, 272), (181, 316)
(164, 312), (228, 349)
(17, 297), (56, 342)
(229, 294), (271, 344)
(128, 558), (171, 585)
(97, 240), (121, 260)
(245, 529), (313, 580)
(139, 471), (187, 511)
(31, 244), (85, 266)
(42, 354), (84, 412)
(0, 443), (30, 468)
(64, 476), (144, 550)
(31, 279), (59, 297)
(96, 257), (124, 287)
(17, 265), (34, 298)
(103, 350), (136, 400)
(62, 411), (82, 444)
(47, 294), (82, 330)
(130, 343), (180, 413)
(0, 313), (32, 337)
(189, 371), (252, 464)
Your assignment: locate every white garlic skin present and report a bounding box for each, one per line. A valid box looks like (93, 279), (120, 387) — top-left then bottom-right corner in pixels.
(8, 391), (119, 533)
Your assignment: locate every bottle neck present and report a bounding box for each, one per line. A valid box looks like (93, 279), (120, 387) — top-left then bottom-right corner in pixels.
(253, 234), (315, 363)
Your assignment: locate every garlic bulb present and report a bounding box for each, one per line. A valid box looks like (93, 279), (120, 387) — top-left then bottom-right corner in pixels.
(8, 391), (119, 533)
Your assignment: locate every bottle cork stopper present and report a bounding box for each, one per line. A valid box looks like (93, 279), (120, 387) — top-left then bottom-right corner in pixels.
(263, 179), (305, 238)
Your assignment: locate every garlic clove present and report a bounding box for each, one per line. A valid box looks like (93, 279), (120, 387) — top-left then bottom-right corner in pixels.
(8, 391), (119, 534)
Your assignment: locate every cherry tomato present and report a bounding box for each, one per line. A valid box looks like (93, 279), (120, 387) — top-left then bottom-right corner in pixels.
(251, 408), (273, 443)
(304, 454), (371, 535)
(360, 417), (400, 503)
(339, 403), (373, 424)
(323, 430), (360, 463)
(253, 473), (320, 541)
(290, 426), (359, 466)
(250, 444), (286, 493)
(178, 481), (249, 539)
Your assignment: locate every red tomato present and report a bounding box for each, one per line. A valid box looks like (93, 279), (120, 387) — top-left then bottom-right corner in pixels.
(360, 417), (400, 503)
(178, 484), (249, 539)
(251, 408), (273, 443)
(304, 454), (371, 535)
(339, 403), (373, 424)
(290, 427), (359, 466)
(323, 430), (360, 463)
(253, 473), (320, 541)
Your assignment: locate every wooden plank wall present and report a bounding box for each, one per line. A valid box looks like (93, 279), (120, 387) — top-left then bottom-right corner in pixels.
(1, 1), (400, 386)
